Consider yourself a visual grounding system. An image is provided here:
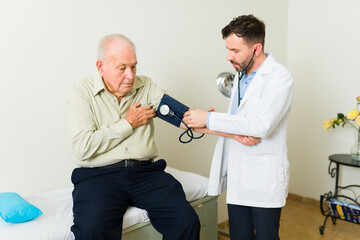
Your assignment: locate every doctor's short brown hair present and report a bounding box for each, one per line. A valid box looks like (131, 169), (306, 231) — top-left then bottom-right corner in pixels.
(222, 14), (266, 47)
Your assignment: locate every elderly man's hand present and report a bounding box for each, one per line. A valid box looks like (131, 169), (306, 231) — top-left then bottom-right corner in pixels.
(183, 109), (208, 128)
(125, 103), (156, 129)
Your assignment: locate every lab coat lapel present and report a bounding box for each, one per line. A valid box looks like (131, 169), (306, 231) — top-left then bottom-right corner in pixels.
(238, 72), (263, 108)
(228, 72), (240, 113)
(238, 54), (275, 109)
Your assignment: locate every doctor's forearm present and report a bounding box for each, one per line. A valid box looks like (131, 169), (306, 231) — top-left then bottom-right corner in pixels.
(192, 127), (233, 138)
(192, 127), (260, 146)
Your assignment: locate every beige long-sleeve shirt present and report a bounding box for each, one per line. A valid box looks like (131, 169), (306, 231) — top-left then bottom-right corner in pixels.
(66, 74), (165, 167)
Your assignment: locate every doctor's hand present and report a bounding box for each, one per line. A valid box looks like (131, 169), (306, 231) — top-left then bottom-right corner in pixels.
(125, 103), (156, 129)
(183, 109), (208, 128)
(234, 135), (261, 146)
(179, 122), (187, 130)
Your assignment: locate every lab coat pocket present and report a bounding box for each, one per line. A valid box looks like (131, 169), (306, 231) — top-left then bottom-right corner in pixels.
(240, 155), (277, 192)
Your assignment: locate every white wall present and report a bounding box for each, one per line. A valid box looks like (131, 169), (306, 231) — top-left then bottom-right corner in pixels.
(0, 0), (288, 224)
(287, 0), (360, 199)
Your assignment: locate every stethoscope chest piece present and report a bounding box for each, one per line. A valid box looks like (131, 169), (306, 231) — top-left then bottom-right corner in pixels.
(158, 104), (203, 143)
(159, 104), (170, 116)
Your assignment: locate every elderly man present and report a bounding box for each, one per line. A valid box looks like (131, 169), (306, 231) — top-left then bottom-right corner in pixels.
(66, 34), (200, 240)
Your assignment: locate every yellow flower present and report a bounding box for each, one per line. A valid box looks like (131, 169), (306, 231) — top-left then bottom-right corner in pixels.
(346, 109), (359, 120)
(323, 120), (332, 130)
(356, 117), (360, 126)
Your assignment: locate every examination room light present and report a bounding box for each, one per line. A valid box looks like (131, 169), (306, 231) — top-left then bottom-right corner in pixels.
(216, 72), (235, 98)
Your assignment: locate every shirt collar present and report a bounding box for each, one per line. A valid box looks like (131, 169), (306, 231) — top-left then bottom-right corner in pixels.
(93, 74), (106, 96)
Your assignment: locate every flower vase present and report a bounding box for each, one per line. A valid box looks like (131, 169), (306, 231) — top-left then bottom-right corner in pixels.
(351, 130), (360, 161)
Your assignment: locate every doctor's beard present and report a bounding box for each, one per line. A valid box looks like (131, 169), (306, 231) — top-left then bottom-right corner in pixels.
(230, 60), (244, 72)
(230, 55), (254, 73)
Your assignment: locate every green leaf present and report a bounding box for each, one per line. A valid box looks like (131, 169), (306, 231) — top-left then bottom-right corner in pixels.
(337, 113), (345, 119)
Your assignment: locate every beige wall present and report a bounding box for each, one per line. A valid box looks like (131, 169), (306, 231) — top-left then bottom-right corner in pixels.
(0, 0), (288, 224)
(287, 0), (360, 202)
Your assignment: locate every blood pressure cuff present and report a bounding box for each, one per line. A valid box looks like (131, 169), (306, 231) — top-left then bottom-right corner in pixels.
(156, 94), (189, 127)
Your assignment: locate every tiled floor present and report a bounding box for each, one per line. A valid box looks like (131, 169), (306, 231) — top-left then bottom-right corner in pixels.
(218, 198), (360, 239)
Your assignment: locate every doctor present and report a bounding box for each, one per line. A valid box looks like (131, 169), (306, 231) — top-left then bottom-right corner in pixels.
(183, 15), (294, 240)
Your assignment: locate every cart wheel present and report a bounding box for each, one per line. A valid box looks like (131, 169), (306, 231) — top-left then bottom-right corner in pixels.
(331, 217), (337, 225)
(319, 226), (324, 235)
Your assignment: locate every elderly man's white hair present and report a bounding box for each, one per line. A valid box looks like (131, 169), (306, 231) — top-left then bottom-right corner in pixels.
(97, 34), (136, 60)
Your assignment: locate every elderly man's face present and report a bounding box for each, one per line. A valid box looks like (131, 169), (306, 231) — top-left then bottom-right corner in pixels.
(97, 41), (137, 98)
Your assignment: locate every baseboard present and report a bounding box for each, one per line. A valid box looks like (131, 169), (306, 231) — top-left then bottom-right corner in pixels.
(218, 220), (229, 230)
(287, 192), (319, 208)
(218, 219), (229, 236)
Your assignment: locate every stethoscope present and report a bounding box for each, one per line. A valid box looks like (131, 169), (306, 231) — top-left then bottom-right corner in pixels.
(159, 104), (204, 144)
(237, 50), (256, 106)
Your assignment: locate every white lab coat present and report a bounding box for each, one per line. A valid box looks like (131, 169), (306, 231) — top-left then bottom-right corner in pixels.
(207, 54), (294, 208)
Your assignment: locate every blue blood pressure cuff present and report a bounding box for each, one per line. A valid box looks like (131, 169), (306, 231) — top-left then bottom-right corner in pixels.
(156, 94), (189, 127)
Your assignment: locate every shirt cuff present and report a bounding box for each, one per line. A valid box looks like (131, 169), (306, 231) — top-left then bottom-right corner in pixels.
(206, 112), (212, 128)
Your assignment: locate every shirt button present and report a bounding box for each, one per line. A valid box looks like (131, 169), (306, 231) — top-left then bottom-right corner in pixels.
(125, 148), (128, 151)
(114, 99), (116, 103)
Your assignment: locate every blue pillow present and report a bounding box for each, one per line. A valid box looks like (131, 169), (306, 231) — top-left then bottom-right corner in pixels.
(0, 192), (42, 223)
